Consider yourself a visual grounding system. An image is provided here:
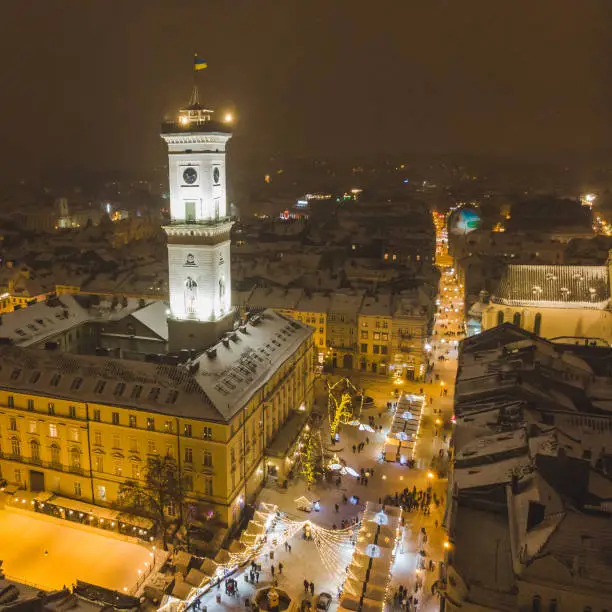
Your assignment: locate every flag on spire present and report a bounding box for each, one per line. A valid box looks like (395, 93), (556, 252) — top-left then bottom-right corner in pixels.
(193, 54), (208, 71)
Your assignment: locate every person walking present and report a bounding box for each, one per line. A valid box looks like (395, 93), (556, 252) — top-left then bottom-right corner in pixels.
(310, 582), (315, 596)
(352, 444), (356, 454)
(278, 562), (283, 575)
(271, 565), (275, 578)
(303, 579), (309, 593)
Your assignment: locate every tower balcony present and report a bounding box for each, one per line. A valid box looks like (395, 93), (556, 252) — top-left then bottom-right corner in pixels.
(168, 215), (236, 227)
(161, 116), (232, 135)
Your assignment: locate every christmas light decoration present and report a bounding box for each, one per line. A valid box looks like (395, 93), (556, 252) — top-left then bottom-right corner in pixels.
(327, 377), (361, 439)
(158, 505), (359, 612)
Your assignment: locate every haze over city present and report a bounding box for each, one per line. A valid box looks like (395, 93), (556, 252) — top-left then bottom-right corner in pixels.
(0, 0), (611, 180)
(0, 3), (612, 612)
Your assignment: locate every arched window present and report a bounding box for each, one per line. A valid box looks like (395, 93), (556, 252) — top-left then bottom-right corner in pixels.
(513, 312), (521, 327)
(11, 437), (21, 457)
(30, 439), (40, 461)
(532, 595), (541, 612)
(548, 600), (557, 612)
(50, 443), (61, 466)
(70, 447), (81, 469)
(534, 312), (542, 336)
(497, 310), (505, 326)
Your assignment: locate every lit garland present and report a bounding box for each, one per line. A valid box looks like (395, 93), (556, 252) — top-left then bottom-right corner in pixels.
(158, 508), (358, 612)
(299, 428), (317, 485)
(327, 377), (361, 439)
(309, 522), (356, 586)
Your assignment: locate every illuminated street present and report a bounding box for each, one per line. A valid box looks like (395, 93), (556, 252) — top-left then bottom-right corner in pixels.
(0, 508), (153, 592)
(181, 213), (462, 611)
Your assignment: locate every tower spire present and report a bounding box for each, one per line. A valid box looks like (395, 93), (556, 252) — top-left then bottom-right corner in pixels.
(189, 83), (200, 107)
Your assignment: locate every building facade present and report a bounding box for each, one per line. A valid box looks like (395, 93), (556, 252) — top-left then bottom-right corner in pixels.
(358, 295), (392, 375)
(0, 93), (316, 530)
(481, 262), (612, 343)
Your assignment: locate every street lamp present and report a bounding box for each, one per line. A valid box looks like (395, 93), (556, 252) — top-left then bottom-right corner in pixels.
(427, 471), (434, 480)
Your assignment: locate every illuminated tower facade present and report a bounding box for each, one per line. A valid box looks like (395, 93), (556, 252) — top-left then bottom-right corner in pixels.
(161, 92), (234, 352)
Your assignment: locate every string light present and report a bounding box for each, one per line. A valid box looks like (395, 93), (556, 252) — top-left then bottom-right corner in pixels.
(160, 506), (358, 612)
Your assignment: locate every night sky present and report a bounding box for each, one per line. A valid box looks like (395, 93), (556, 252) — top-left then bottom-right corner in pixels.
(0, 0), (610, 177)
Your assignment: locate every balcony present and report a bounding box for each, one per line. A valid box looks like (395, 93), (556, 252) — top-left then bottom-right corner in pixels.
(0, 452), (68, 473)
(161, 118), (231, 135)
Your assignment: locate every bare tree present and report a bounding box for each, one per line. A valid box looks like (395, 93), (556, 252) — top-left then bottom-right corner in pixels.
(118, 455), (184, 550)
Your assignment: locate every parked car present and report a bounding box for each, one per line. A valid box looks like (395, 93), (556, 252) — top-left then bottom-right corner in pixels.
(316, 593), (332, 611)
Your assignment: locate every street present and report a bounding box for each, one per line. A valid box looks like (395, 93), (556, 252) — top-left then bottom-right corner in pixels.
(194, 213), (463, 611)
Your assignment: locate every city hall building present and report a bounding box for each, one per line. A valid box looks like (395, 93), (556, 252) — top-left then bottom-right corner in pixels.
(0, 93), (315, 527)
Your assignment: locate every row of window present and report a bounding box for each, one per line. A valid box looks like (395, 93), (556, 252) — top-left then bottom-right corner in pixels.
(360, 344), (389, 355)
(7, 396), (77, 418)
(361, 320), (389, 329)
(8, 438), (81, 468)
(9, 466), (214, 499)
(5, 438), (216, 484)
(5, 416), (213, 444)
(497, 310), (542, 335)
(8, 418), (79, 440)
(360, 331), (389, 341)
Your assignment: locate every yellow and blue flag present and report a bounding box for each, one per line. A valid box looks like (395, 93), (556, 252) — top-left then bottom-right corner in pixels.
(194, 55), (208, 71)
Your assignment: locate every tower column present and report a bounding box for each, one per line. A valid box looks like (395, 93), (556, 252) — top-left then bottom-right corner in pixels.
(161, 100), (234, 352)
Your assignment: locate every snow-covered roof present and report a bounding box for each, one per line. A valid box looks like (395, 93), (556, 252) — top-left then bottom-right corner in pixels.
(359, 295), (392, 317)
(130, 301), (169, 340)
(0, 294), (153, 347)
(328, 292), (364, 314)
(452, 506), (516, 610)
(454, 455), (531, 490)
(295, 292), (331, 314)
(193, 310), (313, 421)
(455, 428), (527, 464)
(493, 264), (609, 309)
(0, 309), (312, 423)
(246, 287), (303, 311)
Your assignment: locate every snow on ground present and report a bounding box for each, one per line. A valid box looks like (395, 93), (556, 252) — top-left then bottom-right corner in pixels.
(0, 509), (152, 592)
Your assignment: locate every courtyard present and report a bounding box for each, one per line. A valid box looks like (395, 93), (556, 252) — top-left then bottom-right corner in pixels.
(0, 508), (153, 592)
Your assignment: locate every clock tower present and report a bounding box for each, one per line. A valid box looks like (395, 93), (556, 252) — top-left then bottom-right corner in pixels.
(161, 91), (234, 352)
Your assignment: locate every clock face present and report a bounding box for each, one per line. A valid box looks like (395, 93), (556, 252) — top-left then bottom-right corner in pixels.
(213, 167), (220, 185)
(183, 167), (198, 185)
